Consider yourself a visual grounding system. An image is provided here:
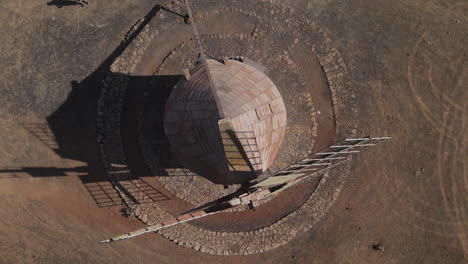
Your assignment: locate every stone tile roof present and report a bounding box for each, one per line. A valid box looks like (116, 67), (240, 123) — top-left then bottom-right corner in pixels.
(164, 59), (286, 184)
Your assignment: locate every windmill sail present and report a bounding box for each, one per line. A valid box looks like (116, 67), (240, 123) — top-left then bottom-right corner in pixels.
(100, 136), (390, 244)
(251, 136), (391, 189)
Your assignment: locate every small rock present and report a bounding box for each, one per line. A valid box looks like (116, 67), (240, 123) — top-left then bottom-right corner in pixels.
(194, 242), (201, 251)
(371, 243), (384, 251)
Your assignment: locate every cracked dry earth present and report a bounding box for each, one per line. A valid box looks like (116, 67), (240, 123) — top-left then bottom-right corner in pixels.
(0, 0), (466, 263)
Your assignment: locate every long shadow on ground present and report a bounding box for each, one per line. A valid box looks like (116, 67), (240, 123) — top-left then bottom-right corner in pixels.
(1, 4), (172, 208)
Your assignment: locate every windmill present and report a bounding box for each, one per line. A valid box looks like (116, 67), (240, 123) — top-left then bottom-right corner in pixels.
(100, 0), (390, 244)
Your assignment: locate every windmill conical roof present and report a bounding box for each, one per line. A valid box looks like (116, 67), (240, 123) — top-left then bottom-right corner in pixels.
(164, 58), (287, 184)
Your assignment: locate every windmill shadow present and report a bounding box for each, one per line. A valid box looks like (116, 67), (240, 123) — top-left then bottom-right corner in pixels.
(0, 4), (172, 208)
(0, 165), (169, 208)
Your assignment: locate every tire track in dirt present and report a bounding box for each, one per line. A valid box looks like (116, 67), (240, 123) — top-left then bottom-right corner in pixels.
(405, 24), (467, 254)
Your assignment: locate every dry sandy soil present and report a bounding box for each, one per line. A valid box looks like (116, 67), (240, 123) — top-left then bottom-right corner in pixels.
(0, 0), (466, 263)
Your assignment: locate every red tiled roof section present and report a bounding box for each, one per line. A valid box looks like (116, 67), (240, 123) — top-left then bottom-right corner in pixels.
(164, 59), (287, 185)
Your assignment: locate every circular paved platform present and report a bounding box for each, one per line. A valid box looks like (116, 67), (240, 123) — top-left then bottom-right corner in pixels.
(97, 0), (358, 255)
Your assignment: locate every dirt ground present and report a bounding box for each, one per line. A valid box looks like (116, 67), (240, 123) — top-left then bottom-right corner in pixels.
(0, 0), (466, 263)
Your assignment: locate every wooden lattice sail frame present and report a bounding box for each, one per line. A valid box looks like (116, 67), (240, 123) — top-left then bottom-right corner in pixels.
(100, 136), (390, 244)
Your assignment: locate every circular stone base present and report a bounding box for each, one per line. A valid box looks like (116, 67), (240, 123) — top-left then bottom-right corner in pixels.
(139, 32), (333, 206)
(97, 0), (358, 255)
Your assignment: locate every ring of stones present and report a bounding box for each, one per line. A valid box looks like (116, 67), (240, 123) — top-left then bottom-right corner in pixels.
(97, 0), (358, 255)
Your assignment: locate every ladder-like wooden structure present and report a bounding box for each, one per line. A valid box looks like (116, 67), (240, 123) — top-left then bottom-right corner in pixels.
(100, 136), (390, 244)
(252, 137), (391, 188)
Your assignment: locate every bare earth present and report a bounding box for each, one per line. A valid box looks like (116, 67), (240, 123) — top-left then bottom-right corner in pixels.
(0, 0), (466, 263)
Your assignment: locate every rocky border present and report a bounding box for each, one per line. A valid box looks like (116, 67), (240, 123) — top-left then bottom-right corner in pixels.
(96, 0), (357, 255)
